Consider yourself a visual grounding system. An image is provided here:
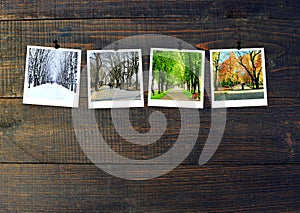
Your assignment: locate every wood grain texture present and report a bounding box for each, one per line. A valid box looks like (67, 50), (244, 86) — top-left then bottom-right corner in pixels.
(0, 0), (299, 212)
(0, 164), (299, 212)
(0, 0), (299, 20)
(0, 97), (299, 164)
(0, 19), (299, 97)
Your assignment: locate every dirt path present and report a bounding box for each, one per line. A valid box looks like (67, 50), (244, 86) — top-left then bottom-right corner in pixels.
(161, 87), (192, 101)
(91, 86), (141, 101)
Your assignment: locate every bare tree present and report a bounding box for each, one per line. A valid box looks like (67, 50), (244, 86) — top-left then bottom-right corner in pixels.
(27, 48), (53, 87)
(130, 51), (140, 90)
(56, 51), (79, 91)
(94, 53), (102, 91)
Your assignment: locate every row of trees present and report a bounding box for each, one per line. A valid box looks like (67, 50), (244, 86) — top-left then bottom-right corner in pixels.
(151, 50), (203, 96)
(27, 48), (79, 92)
(56, 51), (79, 92)
(212, 50), (263, 90)
(27, 48), (53, 88)
(90, 51), (140, 91)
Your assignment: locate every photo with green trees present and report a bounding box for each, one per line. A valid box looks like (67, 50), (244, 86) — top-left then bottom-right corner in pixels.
(211, 48), (266, 102)
(149, 48), (205, 108)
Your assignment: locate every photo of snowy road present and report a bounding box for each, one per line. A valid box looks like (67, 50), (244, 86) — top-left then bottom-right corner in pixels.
(25, 83), (76, 100)
(23, 46), (81, 107)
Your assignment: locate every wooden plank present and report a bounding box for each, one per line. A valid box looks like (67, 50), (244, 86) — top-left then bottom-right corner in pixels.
(0, 0), (299, 20)
(0, 163), (299, 212)
(0, 1), (298, 212)
(0, 98), (299, 164)
(0, 98), (90, 163)
(0, 19), (299, 164)
(0, 19), (299, 98)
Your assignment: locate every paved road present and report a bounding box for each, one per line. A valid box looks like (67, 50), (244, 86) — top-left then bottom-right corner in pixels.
(231, 84), (252, 90)
(91, 86), (141, 101)
(214, 88), (265, 101)
(161, 87), (192, 101)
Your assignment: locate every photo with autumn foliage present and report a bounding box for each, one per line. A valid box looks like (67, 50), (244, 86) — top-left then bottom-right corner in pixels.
(210, 48), (267, 106)
(148, 48), (205, 108)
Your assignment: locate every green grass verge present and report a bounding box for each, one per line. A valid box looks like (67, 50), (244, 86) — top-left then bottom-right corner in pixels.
(214, 91), (264, 101)
(151, 90), (170, 99)
(182, 90), (193, 99)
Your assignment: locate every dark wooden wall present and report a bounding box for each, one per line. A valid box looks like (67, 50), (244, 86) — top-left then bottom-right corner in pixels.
(0, 1), (299, 212)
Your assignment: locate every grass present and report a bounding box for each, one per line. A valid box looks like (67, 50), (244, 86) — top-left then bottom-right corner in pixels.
(151, 90), (170, 99)
(182, 90), (193, 99)
(214, 91), (264, 101)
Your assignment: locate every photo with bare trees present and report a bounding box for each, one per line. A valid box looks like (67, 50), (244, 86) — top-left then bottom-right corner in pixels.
(87, 49), (143, 108)
(23, 46), (81, 107)
(210, 48), (268, 108)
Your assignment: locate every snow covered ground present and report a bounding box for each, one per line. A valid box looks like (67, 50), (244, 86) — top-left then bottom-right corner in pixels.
(23, 83), (78, 107)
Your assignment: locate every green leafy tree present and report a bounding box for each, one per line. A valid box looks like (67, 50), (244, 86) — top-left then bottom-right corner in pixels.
(151, 50), (203, 99)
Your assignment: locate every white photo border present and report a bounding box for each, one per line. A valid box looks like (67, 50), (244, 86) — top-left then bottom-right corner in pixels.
(148, 48), (205, 109)
(87, 49), (144, 109)
(23, 45), (82, 108)
(210, 48), (268, 108)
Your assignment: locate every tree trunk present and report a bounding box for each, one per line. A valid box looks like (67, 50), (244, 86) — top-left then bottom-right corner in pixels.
(135, 71), (138, 90)
(34, 74), (38, 87)
(161, 73), (165, 93)
(255, 79), (259, 89)
(197, 79), (200, 98)
(158, 70), (162, 93)
(94, 54), (102, 92)
(70, 73), (74, 91)
(187, 82), (190, 92)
